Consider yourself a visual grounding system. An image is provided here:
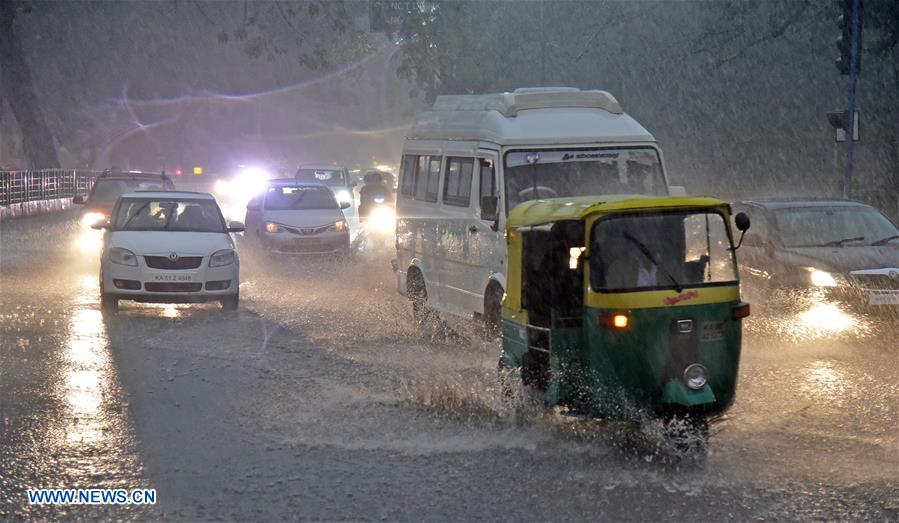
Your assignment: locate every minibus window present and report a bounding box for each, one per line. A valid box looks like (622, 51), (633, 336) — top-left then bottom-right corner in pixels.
(444, 157), (473, 207)
(413, 156), (430, 201)
(400, 155), (416, 197)
(479, 159), (495, 199)
(425, 157), (441, 201)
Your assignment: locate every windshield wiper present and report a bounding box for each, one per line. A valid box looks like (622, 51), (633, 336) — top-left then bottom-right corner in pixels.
(120, 201), (151, 229)
(871, 234), (899, 246)
(817, 236), (865, 247)
(623, 232), (683, 292)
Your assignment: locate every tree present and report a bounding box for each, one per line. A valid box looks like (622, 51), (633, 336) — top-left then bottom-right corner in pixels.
(0, 0), (60, 168)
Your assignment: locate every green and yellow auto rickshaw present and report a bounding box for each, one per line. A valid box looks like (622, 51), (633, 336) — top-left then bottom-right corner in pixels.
(499, 195), (752, 434)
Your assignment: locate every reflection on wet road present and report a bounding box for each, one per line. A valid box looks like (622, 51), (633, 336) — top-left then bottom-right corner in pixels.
(1, 214), (150, 519)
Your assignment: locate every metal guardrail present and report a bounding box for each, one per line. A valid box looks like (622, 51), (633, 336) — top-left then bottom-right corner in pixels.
(0, 170), (101, 206)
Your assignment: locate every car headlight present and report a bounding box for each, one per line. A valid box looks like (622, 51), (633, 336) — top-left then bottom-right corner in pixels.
(108, 247), (138, 266)
(264, 222), (283, 233)
(335, 190), (353, 205)
(808, 268), (846, 287)
(209, 249), (236, 267)
(81, 212), (107, 227)
(328, 219), (348, 232)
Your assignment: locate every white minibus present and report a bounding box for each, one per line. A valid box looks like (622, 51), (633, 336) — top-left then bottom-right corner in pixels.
(393, 87), (681, 334)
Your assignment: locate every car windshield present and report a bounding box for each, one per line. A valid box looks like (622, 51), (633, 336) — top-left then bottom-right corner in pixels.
(113, 198), (225, 232)
(263, 185), (338, 210)
(775, 207), (899, 247)
(591, 211), (738, 292)
(90, 179), (166, 202)
(295, 168), (347, 187)
(504, 147), (666, 211)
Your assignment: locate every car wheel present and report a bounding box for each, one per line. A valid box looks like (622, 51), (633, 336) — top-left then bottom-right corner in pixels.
(100, 292), (118, 314)
(221, 291), (239, 311)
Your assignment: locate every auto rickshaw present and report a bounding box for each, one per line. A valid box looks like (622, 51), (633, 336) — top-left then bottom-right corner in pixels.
(499, 195), (751, 435)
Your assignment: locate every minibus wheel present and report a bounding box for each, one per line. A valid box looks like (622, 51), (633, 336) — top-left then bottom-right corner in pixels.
(408, 270), (439, 337)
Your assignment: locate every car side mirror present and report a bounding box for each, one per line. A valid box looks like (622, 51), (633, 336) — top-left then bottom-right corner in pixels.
(246, 201), (260, 211)
(480, 196), (498, 222)
(733, 212), (751, 249)
(669, 185), (687, 197)
(227, 221), (246, 233)
(73, 195), (85, 204)
(339, 201), (351, 210)
(90, 220), (109, 230)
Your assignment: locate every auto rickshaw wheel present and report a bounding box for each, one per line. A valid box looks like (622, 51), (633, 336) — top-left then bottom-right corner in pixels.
(662, 414), (709, 456)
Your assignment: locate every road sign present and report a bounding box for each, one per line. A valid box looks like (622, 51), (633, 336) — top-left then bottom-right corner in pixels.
(369, 0), (415, 33)
(827, 110), (859, 142)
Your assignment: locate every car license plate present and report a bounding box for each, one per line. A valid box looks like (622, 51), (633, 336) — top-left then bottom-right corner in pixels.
(869, 292), (899, 305)
(295, 238), (321, 245)
(153, 274), (193, 282)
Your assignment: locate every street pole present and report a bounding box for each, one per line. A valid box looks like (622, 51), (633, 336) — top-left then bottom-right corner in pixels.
(842, 0), (861, 198)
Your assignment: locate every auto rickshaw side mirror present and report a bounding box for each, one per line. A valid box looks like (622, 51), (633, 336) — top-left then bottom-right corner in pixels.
(733, 212), (751, 249)
(480, 196), (499, 230)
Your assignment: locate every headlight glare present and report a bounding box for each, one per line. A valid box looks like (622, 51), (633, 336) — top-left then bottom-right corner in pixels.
(809, 269), (844, 287)
(264, 222), (283, 233)
(81, 212), (107, 227)
(335, 190), (352, 205)
(108, 247), (138, 266)
(209, 249), (236, 267)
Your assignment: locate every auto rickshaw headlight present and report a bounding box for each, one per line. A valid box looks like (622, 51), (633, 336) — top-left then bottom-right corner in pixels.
(683, 364), (708, 390)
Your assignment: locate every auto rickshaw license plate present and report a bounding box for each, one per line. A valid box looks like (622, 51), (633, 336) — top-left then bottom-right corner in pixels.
(295, 238), (321, 245)
(869, 292), (899, 305)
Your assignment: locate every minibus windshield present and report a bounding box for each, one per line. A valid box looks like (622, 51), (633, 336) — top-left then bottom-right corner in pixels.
(504, 147), (666, 210)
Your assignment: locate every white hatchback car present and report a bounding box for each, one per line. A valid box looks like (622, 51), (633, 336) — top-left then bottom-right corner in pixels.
(93, 191), (245, 313)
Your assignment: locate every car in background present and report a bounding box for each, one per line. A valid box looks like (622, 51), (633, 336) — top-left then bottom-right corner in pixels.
(94, 191), (244, 313)
(295, 164), (358, 235)
(244, 180), (351, 255)
(732, 198), (899, 309)
(74, 170), (176, 226)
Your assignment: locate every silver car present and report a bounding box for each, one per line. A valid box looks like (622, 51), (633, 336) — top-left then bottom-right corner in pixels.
(245, 180), (351, 255)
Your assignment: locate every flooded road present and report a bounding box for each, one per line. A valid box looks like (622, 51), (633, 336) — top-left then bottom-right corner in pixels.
(1, 211), (898, 520)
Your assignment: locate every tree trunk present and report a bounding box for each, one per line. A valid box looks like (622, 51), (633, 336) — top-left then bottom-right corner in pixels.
(0, 2), (60, 169)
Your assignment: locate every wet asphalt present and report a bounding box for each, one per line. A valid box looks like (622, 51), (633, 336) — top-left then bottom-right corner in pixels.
(1, 210), (898, 521)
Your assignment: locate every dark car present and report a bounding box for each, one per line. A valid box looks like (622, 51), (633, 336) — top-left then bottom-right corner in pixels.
(732, 198), (899, 309)
(74, 170), (175, 226)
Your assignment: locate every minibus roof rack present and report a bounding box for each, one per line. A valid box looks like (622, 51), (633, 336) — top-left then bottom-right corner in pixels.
(432, 88), (623, 117)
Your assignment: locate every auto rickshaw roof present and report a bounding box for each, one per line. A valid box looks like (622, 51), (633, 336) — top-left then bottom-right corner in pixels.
(506, 195), (729, 229)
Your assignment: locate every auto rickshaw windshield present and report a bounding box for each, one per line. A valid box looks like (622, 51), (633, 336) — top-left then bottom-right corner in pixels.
(590, 210), (738, 292)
